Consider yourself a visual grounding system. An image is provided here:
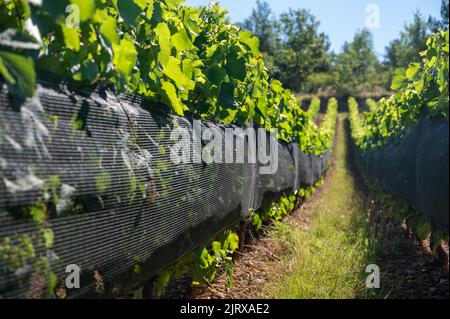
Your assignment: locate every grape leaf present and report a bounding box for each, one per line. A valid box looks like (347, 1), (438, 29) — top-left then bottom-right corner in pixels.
(134, 0), (149, 9)
(406, 63), (420, 79)
(161, 80), (184, 115)
(117, 0), (142, 27)
(0, 50), (36, 97)
(154, 22), (171, 65)
(206, 65), (226, 85)
(162, 56), (194, 90)
(270, 79), (283, 93)
(390, 68), (406, 91)
(100, 16), (120, 46)
(15, 0), (31, 20)
(70, 0), (96, 22)
(238, 31), (260, 57)
(146, 0), (154, 19)
(165, 0), (184, 10)
(113, 36), (137, 77)
(81, 59), (100, 82)
(218, 82), (235, 108)
(256, 96), (267, 117)
(172, 28), (194, 51)
(61, 24), (80, 52)
(41, 0), (70, 19)
(225, 51), (246, 81)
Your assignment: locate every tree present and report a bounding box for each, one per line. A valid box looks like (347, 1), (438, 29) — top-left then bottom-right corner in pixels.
(334, 29), (385, 95)
(385, 11), (432, 68)
(430, 0), (449, 31)
(441, 0), (450, 29)
(273, 9), (331, 91)
(240, 0), (279, 55)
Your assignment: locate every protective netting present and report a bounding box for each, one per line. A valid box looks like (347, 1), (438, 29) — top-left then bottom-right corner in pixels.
(0, 79), (330, 298)
(353, 118), (449, 232)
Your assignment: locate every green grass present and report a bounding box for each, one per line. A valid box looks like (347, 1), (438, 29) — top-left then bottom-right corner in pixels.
(267, 114), (379, 299)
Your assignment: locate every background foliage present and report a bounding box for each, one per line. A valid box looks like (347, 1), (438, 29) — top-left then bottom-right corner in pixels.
(240, 0), (449, 97)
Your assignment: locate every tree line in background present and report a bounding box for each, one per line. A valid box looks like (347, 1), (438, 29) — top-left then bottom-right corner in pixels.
(240, 0), (449, 97)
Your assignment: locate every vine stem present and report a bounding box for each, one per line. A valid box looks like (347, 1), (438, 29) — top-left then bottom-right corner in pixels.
(113, 91), (139, 145)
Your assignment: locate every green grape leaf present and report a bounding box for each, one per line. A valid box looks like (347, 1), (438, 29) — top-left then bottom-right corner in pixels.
(270, 79), (283, 93)
(216, 107), (238, 124)
(181, 6), (201, 35)
(0, 50), (36, 97)
(256, 97), (267, 117)
(406, 63), (420, 79)
(35, 55), (65, 74)
(41, 0), (70, 19)
(61, 24), (80, 52)
(211, 241), (222, 254)
(100, 16), (120, 46)
(42, 228), (55, 249)
(47, 271), (58, 296)
(206, 65), (226, 85)
(154, 271), (170, 298)
(164, 0), (184, 10)
(225, 51), (246, 81)
(154, 22), (171, 65)
(426, 47), (438, 60)
(182, 58), (195, 79)
(238, 31), (260, 57)
(161, 80), (184, 115)
(172, 28), (194, 51)
(81, 59), (100, 82)
(70, 0), (96, 22)
(15, 0), (31, 20)
(162, 56), (194, 90)
(198, 247), (210, 268)
(146, 0), (154, 19)
(113, 36), (137, 77)
(206, 44), (218, 58)
(134, 0), (149, 9)
(0, 57), (14, 83)
(117, 0), (142, 27)
(29, 3), (55, 36)
(413, 79), (424, 94)
(252, 213), (262, 230)
(218, 82), (235, 108)
(223, 232), (239, 252)
(390, 67), (406, 91)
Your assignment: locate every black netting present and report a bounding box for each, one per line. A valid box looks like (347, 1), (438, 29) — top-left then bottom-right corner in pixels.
(0, 79), (330, 298)
(353, 118), (449, 232)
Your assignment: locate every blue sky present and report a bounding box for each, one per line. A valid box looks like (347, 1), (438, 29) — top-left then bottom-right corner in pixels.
(184, 0), (443, 57)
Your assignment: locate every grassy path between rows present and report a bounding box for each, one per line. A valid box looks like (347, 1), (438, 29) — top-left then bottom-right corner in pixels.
(266, 114), (378, 298)
(190, 113), (447, 299)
